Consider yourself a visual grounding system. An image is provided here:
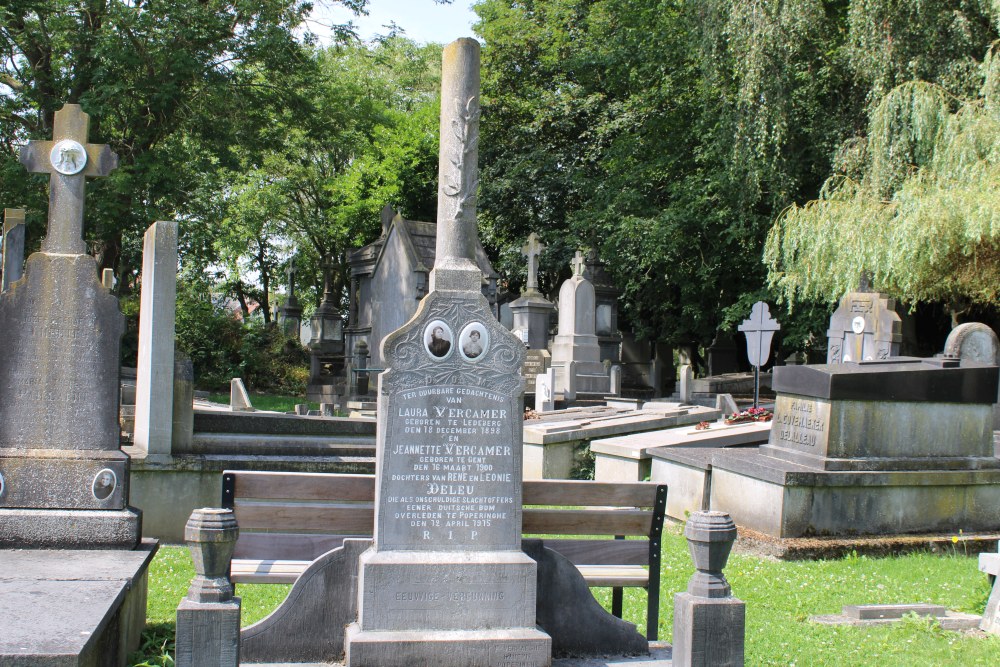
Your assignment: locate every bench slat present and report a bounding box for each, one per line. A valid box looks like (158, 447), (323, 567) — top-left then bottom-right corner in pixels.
(233, 471), (375, 502)
(523, 508), (652, 536)
(543, 538), (649, 566)
(232, 532), (366, 561)
(234, 501), (375, 534)
(523, 480), (659, 508)
(231, 559), (310, 585)
(576, 565), (649, 588)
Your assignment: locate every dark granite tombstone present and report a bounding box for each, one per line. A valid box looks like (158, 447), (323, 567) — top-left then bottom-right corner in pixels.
(0, 103), (140, 548)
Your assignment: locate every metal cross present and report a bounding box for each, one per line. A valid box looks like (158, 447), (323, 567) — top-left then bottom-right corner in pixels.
(521, 233), (545, 293)
(18, 104), (118, 255)
(738, 301), (780, 409)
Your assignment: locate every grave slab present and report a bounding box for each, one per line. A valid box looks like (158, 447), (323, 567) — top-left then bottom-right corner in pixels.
(523, 404), (719, 480)
(0, 540), (157, 665)
(811, 603), (981, 630)
(594, 420), (771, 483)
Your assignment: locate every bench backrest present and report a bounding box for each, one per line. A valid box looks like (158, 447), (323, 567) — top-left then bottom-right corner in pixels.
(222, 471), (667, 568)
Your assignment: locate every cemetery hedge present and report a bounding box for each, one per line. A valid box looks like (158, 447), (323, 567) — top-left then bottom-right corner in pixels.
(136, 530), (1000, 666)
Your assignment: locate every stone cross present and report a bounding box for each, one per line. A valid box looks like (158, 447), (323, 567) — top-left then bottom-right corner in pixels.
(570, 250), (586, 278)
(320, 253), (335, 298)
(521, 233), (545, 294)
(18, 104), (118, 255)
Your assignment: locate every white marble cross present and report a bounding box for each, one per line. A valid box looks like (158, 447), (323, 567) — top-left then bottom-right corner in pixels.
(521, 233), (545, 293)
(18, 104), (118, 255)
(570, 250), (586, 278)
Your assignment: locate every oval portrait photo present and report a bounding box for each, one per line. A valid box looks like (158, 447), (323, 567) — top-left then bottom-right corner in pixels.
(92, 468), (118, 501)
(459, 322), (490, 361)
(424, 320), (454, 359)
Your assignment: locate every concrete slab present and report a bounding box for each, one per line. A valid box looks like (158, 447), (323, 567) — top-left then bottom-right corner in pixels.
(0, 540), (157, 665)
(592, 421), (771, 482)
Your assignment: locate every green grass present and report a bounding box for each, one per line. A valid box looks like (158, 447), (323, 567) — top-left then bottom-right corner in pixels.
(204, 393), (318, 413)
(132, 533), (1000, 666)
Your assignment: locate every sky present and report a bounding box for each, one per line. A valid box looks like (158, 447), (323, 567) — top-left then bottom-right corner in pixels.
(312, 1), (479, 46)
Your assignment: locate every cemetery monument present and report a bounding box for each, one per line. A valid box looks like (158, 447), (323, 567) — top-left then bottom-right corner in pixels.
(0, 103), (155, 665)
(509, 232), (555, 351)
(0, 103), (140, 547)
(344, 38), (550, 666)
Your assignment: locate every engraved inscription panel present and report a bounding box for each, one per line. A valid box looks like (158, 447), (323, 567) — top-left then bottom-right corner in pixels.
(379, 385), (519, 551)
(770, 396), (831, 453)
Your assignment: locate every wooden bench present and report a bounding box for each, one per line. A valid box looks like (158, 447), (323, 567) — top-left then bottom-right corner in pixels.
(221, 470), (667, 640)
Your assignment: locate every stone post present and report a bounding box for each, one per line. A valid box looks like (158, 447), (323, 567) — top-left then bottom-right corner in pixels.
(672, 511), (745, 667)
(175, 508), (241, 667)
(679, 364), (693, 403)
(134, 220), (178, 457)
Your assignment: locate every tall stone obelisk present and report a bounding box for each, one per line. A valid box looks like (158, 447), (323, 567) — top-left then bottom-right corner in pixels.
(344, 39), (551, 667)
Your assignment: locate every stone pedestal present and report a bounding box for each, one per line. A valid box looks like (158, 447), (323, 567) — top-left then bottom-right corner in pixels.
(672, 511), (745, 667)
(510, 292), (555, 351)
(175, 508), (241, 667)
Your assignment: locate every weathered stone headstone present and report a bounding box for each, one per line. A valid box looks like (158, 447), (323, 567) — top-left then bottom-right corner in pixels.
(551, 251), (609, 400)
(0, 104), (139, 548)
(521, 348), (551, 385)
(2, 207), (25, 291)
(101, 267), (115, 290)
(509, 232), (555, 351)
(535, 367), (556, 412)
(344, 39), (550, 667)
(827, 291), (902, 363)
(134, 220), (178, 457)
(945, 322), (1000, 428)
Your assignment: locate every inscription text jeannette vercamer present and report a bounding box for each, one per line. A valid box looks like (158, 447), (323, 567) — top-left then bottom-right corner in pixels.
(382, 385), (517, 547)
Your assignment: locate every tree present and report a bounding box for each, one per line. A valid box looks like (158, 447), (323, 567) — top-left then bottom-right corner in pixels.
(764, 4), (1000, 325)
(475, 0), (852, 352)
(0, 0), (326, 286)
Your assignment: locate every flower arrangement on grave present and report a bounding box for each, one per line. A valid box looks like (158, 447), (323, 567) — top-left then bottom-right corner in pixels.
(695, 421), (712, 431)
(724, 406), (773, 424)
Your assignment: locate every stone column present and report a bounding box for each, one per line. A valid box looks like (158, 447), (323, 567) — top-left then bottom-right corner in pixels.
(134, 220), (178, 457)
(175, 508), (241, 667)
(672, 511), (745, 667)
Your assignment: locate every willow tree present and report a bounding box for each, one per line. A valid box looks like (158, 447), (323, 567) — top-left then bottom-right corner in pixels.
(765, 50), (1000, 324)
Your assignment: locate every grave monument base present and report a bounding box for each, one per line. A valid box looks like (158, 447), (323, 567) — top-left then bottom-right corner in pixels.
(709, 450), (1000, 538)
(0, 507), (142, 549)
(344, 625), (552, 667)
(0, 539), (157, 665)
